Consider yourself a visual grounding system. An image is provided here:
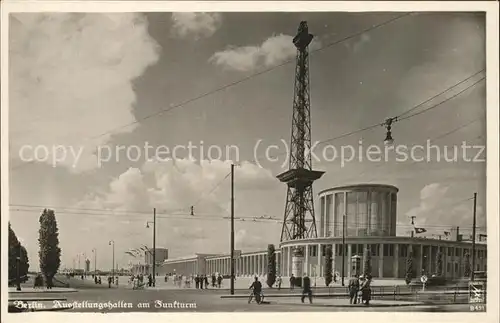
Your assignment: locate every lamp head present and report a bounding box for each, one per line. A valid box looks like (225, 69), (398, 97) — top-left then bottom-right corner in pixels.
(146, 223), (150, 228)
(384, 131), (394, 147)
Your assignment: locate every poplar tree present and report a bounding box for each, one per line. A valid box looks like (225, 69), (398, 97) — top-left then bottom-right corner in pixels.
(39, 209), (61, 287)
(324, 245), (333, 286)
(266, 244), (276, 287)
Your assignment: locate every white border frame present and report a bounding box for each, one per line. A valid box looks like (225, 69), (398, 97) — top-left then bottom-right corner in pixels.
(1, 2), (499, 323)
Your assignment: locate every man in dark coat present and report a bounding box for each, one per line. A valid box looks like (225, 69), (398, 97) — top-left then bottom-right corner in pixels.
(301, 273), (313, 304)
(348, 274), (360, 304)
(212, 273), (217, 287)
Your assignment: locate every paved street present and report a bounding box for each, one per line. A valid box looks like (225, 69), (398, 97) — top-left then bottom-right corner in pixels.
(9, 275), (479, 313)
(9, 284), (477, 313)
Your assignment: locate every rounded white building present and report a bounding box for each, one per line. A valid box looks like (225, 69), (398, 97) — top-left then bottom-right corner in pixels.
(317, 184), (398, 238)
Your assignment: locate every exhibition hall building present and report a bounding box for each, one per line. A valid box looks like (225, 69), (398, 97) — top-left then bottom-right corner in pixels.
(136, 184), (487, 280)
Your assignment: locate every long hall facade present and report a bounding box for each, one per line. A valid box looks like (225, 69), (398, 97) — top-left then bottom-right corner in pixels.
(154, 184), (487, 280)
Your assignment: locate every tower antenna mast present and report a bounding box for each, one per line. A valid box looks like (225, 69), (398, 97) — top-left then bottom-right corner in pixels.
(277, 22), (325, 282)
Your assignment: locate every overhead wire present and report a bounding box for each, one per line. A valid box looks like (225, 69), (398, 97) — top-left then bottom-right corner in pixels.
(395, 69), (485, 119)
(397, 76), (486, 122)
(8, 14), (487, 237)
(85, 13), (414, 142)
(9, 13), (413, 172)
(10, 207), (486, 230)
(340, 117), (484, 183)
(190, 171), (232, 212)
(252, 71), (486, 166)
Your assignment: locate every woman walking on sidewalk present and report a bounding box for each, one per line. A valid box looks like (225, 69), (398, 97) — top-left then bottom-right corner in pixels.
(359, 274), (372, 305)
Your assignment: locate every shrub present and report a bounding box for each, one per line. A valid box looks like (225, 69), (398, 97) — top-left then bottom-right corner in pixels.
(324, 245), (333, 286)
(405, 250), (413, 285)
(364, 247), (372, 277)
(266, 244), (276, 287)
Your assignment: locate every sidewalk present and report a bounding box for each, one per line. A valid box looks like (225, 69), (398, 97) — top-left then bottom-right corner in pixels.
(271, 297), (423, 307)
(8, 287), (78, 294)
(139, 276), (406, 290)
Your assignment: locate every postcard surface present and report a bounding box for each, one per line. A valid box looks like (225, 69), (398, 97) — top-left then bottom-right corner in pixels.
(1, 1), (498, 322)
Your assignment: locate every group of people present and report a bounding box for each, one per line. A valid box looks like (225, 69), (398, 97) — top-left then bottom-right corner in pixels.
(129, 273), (154, 289)
(194, 273), (224, 289)
(92, 274), (103, 285)
(248, 273), (314, 304)
(348, 273), (372, 305)
(164, 273), (225, 289)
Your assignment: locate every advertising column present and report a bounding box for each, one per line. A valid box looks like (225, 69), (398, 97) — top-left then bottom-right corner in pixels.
(292, 246), (304, 287)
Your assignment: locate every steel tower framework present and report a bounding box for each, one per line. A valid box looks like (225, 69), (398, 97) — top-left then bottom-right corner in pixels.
(277, 21), (324, 243)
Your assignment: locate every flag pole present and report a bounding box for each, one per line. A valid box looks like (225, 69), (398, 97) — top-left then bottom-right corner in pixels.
(471, 192), (477, 281)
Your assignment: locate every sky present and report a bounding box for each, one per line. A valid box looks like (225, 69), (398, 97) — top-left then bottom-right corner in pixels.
(7, 11), (487, 271)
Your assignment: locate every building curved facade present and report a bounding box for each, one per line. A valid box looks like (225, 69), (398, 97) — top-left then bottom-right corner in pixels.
(318, 184), (398, 238)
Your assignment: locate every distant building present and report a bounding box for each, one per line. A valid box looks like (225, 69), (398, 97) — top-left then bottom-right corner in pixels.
(131, 248), (169, 276)
(155, 184), (487, 280)
(145, 248), (168, 265)
(85, 259), (90, 273)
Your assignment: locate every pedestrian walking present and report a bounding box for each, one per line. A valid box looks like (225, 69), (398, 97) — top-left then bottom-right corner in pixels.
(348, 274), (360, 304)
(212, 273), (216, 287)
(300, 273), (313, 304)
(289, 274), (295, 290)
(276, 275), (282, 290)
(204, 275), (209, 289)
(359, 274), (372, 305)
(217, 274), (223, 288)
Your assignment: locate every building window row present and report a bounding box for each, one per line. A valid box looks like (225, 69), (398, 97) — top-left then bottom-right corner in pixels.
(320, 189), (397, 238)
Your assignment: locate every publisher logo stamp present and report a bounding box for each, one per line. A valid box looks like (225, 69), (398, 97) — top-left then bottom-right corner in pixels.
(468, 281), (486, 311)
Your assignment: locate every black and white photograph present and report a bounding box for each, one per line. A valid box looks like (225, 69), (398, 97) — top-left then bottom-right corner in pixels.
(2, 1), (498, 317)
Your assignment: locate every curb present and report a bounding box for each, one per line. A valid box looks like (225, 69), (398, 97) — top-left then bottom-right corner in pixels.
(279, 302), (425, 308)
(8, 289), (78, 294)
(295, 302), (472, 308)
(220, 290), (470, 299)
(221, 293), (414, 299)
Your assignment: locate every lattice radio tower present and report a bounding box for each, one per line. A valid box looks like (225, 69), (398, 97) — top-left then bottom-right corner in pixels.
(277, 21), (325, 243)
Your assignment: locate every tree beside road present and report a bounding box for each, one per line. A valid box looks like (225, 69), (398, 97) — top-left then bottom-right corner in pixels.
(39, 209), (61, 288)
(8, 222), (29, 286)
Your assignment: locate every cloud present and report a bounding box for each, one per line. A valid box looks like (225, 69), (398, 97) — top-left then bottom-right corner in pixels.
(405, 183), (484, 235)
(74, 159), (279, 257)
(9, 13), (160, 172)
(171, 13), (221, 39)
(235, 229), (266, 250)
(345, 33), (371, 53)
(210, 34), (322, 72)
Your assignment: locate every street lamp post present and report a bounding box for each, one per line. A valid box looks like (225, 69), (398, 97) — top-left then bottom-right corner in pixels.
(341, 214), (346, 287)
(230, 164), (235, 295)
(146, 208), (156, 287)
(109, 240), (115, 280)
